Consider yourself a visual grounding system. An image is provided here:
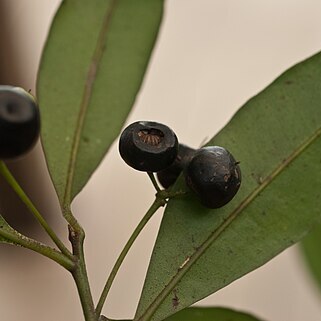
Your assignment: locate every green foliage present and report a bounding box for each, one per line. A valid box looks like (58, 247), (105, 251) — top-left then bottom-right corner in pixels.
(301, 224), (321, 292)
(164, 307), (263, 321)
(27, 1), (321, 320)
(135, 53), (321, 321)
(37, 0), (164, 208)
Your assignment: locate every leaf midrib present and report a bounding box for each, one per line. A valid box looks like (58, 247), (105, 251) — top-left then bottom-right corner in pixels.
(63, 0), (118, 206)
(137, 125), (321, 321)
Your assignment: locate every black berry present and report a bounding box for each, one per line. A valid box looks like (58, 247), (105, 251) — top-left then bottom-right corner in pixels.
(0, 86), (40, 159)
(184, 146), (241, 209)
(157, 144), (195, 188)
(119, 121), (178, 172)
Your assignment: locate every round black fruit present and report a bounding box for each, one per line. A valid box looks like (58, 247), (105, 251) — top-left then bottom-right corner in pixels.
(184, 146), (241, 209)
(119, 121), (178, 172)
(0, 86), (40, 159)
(157, 144), (195, 188)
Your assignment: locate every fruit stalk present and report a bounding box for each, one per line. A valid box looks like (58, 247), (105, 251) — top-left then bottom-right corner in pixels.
(0, 161), (72, 258)
(95, 196), (166, 317)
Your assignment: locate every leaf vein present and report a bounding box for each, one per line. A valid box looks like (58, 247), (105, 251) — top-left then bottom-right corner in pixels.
(63, 0), (118, 207)
(138, 125), (321, 321)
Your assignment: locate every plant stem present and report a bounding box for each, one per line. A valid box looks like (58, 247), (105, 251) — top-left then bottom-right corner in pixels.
(156, 189), (187, 200)
(0, 227), (74, 270)
(147, 172), (161, 192)
(95, 197), (166, 317)
(63, 207), (84, 235)
(0, 161), (72, 259)
(69, 226), (97, 321)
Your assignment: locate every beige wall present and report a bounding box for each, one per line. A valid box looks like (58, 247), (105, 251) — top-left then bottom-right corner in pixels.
(0, 1), (321, 321)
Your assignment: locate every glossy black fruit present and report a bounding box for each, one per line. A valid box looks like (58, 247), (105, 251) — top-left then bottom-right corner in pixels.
(184, 146), (241, 209)
(157, 144), (195, 188)
(0, 86), (40, 159)
(119, 121), (178, 172)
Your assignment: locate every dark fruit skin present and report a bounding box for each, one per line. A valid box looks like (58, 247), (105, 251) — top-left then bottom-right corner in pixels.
(119, 121), (178, 172)
(184, 146), (241, 209)
(157, 144), (195, 188)
(0, 86), (40, 159)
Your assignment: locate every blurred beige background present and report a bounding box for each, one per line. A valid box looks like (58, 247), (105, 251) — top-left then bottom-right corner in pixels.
(1, 1), (321, 320)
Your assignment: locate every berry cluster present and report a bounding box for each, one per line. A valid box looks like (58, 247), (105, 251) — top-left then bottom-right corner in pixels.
(119, 121), (241, 209)
(0, 86), (40, 159)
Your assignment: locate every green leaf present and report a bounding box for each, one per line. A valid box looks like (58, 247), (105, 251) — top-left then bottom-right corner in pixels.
(164, 307), (263, 321)
(37, 0), (164, 207)
(102, 307), (263, 321)
(301, 223), (321, 292)
(135, 52), (321, 321)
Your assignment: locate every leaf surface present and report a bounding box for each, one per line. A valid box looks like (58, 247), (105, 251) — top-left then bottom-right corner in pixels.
(135, 52), (321, 321)
(301, 224), (321, 292)
(37, 0), (164, 206)
(164, 307), (263, 321)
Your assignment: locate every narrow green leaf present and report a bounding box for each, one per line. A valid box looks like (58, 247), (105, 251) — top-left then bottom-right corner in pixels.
(37, 0), (164, 207)
(164, 307), (263, 321)
(301, 223), (321, 292)
(135, 52), (321, 321)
